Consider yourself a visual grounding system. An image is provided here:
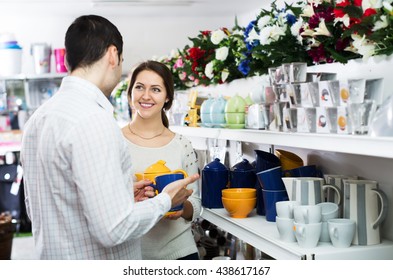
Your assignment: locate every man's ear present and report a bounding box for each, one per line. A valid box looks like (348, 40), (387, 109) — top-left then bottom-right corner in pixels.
(108, 45), (118, 68)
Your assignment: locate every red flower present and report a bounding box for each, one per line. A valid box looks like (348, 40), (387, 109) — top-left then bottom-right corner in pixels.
(364, 8), (377, 17)
(187, 47), (206, 61)
(201, 30), (211, 37)
(354, 0), (362, 6)
(333, 8), (346, 18)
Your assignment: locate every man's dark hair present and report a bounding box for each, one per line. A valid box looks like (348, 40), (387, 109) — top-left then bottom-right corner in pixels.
(65, 15), (123, 71)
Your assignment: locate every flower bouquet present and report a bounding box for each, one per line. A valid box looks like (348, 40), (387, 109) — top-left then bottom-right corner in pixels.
(334, 0), (393, 60)
(298, 0), (393, 63)
(162, 24), (245, 89)
(237, 0), (311, 77)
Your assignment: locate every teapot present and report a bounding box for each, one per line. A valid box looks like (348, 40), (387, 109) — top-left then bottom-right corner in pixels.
(201, 158), (229, 208)
(230, 158), (256, 189)
(135, 160), (188, 184)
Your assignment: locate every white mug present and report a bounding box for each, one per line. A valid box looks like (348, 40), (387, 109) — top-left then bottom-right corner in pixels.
(293, 204), (322, 224)
(276, 200), (301, 219)
(328, 218), (356, 248)
(342, 179), (388, 245)
(276, 216), (296, 243)
(317, 202), (339, 242)
(293, 222), (322, 248)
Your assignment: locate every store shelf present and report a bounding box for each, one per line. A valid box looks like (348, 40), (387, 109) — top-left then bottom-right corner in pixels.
(0, 130), (22, 155)
(170, 126), (393, 159)
(201, 208), (393, 260)
(172, 125), (393, 259)
(0, 142), (21, 155)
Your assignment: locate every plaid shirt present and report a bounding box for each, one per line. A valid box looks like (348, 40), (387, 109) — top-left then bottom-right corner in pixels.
(21, 76), (171, 259)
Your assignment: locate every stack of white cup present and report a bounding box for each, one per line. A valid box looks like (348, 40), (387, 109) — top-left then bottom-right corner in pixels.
(293, 204), (322, 248)
(275, 201), (300, 242)
(317, 202), (339, 243)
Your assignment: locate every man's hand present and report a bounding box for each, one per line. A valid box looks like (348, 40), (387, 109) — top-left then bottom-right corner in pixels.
(134, 179), (155, 202)
(162, 173), (199, 208)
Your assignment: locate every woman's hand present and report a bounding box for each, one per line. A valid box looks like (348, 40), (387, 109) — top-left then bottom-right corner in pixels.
(134, 179), (155, 202)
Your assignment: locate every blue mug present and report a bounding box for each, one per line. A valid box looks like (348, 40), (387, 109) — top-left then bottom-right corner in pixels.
(262, 189), (289, 222)
(155, 173), (185, 213)
(257, 166), (286, 191)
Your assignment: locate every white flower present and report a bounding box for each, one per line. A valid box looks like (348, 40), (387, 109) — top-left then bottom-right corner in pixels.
(221, 69), (229, 82)
(205, 61), (214, 79)
(334, 14), (350, 28)
(276, 12), (287, 26)
(363, 0), (383, 10)
(301, 5), (315, 17)
(351, 34), (376, 61)
(314, 18), (331, 37)
(300, 23), (315, 37)
(373, 15), (388, 31)
(383, 1), (393, 12)
(291, 18), (304, 43)
(245, 28), (260, 43)
(270, 24), (286, 41)
(259, 26), (273, 45)
(211, 29), (227, 45)
(169, 49), (179, 58)
(215, 46), (229, 61)
(257, 15), (271, 29)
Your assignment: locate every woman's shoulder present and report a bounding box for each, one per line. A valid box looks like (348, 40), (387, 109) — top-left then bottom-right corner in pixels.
(173, 133), (193, 147)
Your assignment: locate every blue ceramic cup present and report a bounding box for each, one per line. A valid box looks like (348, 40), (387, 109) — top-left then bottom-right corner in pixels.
(254, 150), (281, 173)
(155, 173), (185, 213)
(262, 189), (289, 222)
(257, 166), (286, 191)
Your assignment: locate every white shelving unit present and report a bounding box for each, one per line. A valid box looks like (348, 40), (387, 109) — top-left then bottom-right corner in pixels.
(0, 142), (21, 156)
(170, 125), (393, 260)
(171, 126), (393, 159)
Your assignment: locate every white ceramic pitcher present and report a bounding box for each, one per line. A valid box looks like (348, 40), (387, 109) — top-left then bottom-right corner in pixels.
(342, 179), (388, 245)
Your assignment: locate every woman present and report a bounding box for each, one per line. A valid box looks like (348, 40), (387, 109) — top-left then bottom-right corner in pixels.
(122, 60), (201, 260)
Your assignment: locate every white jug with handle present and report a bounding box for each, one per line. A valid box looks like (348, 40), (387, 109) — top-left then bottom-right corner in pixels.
(342, 179), (388, 245)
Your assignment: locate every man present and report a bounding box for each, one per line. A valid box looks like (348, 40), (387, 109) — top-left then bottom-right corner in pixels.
(20, 15), (197, 260)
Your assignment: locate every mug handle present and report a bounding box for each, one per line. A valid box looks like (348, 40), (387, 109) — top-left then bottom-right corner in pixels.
(323, 184), (341, 205)
(329, 226), (339, 239)
(372, 189), (388, 229)
(171, 169), (188, 178)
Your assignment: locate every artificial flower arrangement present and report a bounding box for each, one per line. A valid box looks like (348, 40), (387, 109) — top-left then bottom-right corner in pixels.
(334, 0), (393, 60)
(294, 0), (393, 63)
(158, 23), (245, 88)
(157, 0), (393, 90)
(237, 0), (312, 77)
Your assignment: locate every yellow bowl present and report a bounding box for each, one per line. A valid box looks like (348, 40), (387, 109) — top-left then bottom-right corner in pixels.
(222, 197), (256, 218)
(222, 188), (256, 199)
(275, 149), (304, 171)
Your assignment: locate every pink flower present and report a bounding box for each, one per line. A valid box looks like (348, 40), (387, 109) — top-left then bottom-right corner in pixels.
(174, 57), (184, 69)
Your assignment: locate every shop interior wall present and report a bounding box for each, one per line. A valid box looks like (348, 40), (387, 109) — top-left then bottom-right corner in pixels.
(0, 10), (258, 76)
